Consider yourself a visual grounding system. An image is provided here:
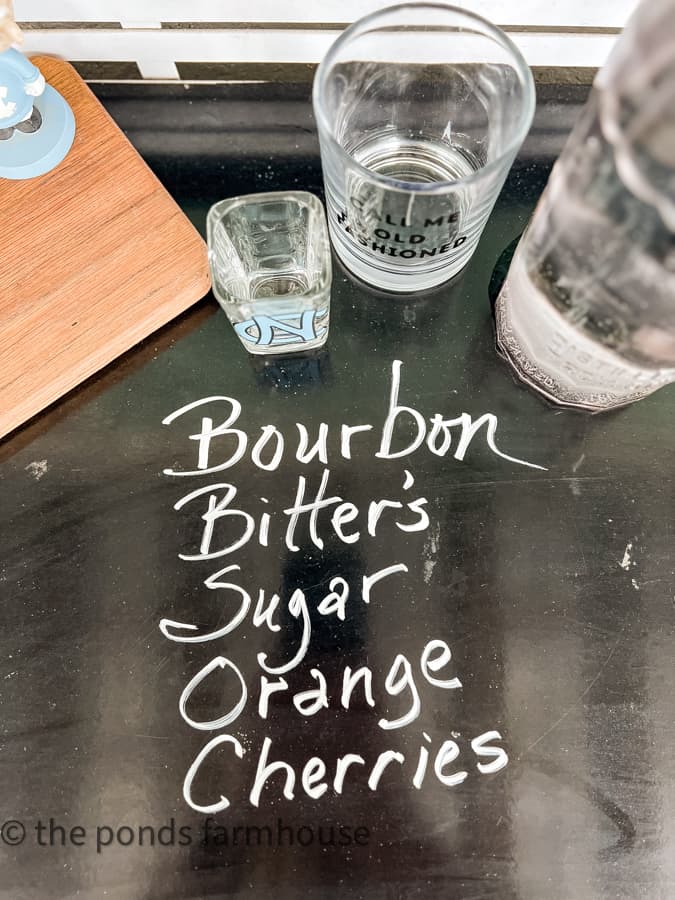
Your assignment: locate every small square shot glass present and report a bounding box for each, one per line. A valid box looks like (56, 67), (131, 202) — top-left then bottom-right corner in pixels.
(207, 191), (332, 355)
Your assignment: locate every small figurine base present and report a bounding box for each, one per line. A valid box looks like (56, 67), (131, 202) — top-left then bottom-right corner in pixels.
(0, 82), (75, 179)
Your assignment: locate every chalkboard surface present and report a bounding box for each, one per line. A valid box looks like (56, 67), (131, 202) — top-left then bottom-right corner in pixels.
(1, 82), (674, 900)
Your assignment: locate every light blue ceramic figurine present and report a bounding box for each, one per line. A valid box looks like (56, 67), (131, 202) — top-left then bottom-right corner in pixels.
(0, 4), (75, 179)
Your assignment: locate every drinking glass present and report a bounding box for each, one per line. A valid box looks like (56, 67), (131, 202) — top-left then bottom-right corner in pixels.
(313, 3), (535, 292)
(495, 0), (675, 411)
(207, 191), (332, 355)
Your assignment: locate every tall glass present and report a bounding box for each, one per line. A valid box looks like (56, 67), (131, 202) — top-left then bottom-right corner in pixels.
(313, 3), (535, 292)
(496, 0), (675, 411)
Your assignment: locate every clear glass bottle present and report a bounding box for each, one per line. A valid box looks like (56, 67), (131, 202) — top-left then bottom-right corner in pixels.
(495, 0), (675, 411)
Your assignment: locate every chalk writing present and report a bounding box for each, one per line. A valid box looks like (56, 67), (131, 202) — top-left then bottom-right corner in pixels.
(160, 360), (538, 813)
(162, 359), (546, 477)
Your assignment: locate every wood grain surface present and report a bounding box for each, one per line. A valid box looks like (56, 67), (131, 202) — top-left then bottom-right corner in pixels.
(0, 55), (211, 439)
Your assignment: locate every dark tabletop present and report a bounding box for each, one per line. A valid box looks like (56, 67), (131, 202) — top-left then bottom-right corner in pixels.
(1, 81), (674, 900)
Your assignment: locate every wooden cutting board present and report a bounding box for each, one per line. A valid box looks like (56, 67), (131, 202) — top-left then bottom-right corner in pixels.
(0, 55), (211, 440)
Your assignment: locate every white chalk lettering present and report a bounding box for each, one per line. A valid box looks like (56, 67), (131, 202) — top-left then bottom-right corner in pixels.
(250, 737), (296, 807)
(331, 503), (360, 543)
(258, 676), (288, 719)
(183, 734), (244, 813)
(162, 359), (546, 475)
(412, 732), (433, 789)
(341, 666), (376, 709)
(376, 360), (427, 460)
(302, 757), (328, 799)
(293, 668), (329, 716)
(317, 577), (350, 621)
(471, 731), (509, 774)
(251, 426), (284, 471)
(283, 469), (342, 552)
(296, 422), (329, 464)
(163, 398), (247, 476)
(367, 750), (405, 790)
(362, 563), (408, 604)
(257, 588), (311, 675)
(378, 654), (421, 730)
(160, 356), (518, 818)
(340, 423), (373, 459)
(434, 740), (468, 787)
(333, 754), (366, 794)
(159, 564), (251, 643)
(175, 483), (254, 560)
(179, 656), (247, 731)
(420, 640), (462, 689)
